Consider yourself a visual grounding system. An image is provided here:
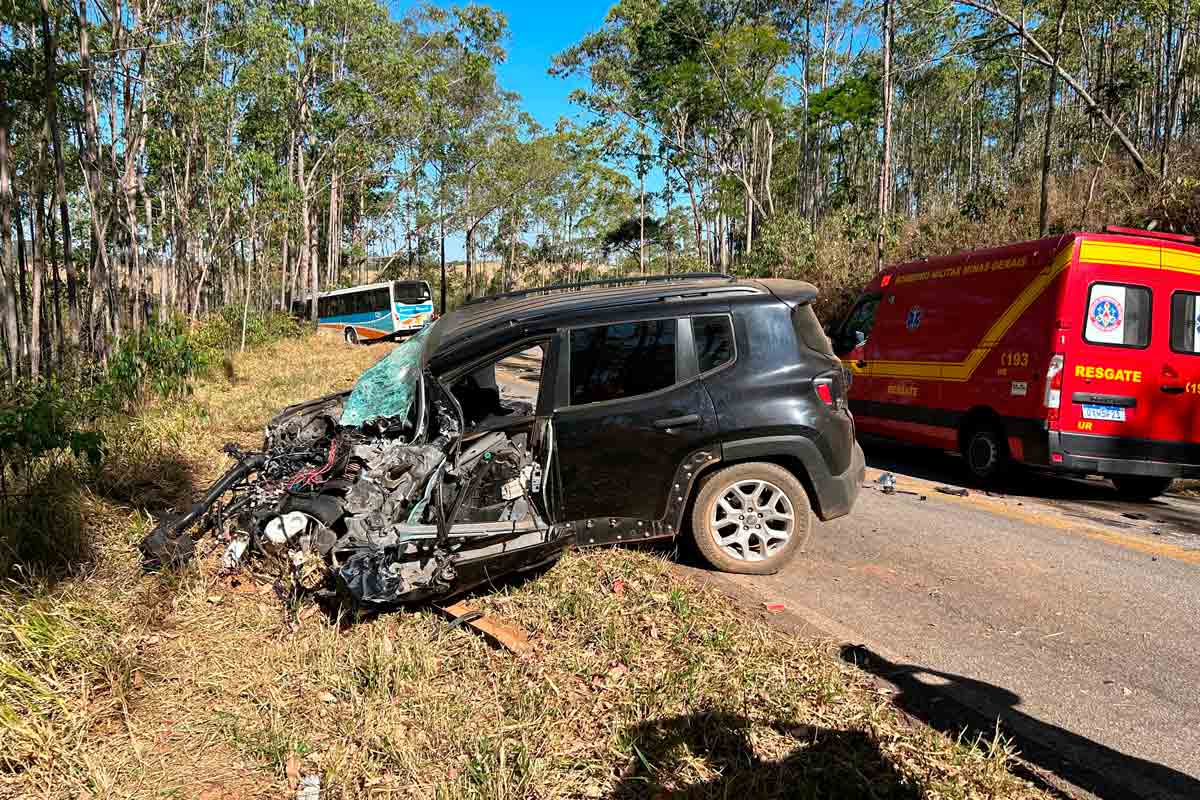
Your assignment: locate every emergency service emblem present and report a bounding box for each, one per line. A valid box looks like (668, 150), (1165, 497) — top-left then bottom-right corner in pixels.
(906, 306), (923, 331)
(1089, 296), (1123, 333)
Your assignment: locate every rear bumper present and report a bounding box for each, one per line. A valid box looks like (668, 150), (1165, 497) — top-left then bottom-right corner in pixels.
(721, 435), (865, 521)
(812, 440), (866, 520)
(1049, 431), (1200, 478)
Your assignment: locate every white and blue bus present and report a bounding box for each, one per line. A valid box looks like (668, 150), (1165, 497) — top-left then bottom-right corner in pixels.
(295, 280), (435, 343)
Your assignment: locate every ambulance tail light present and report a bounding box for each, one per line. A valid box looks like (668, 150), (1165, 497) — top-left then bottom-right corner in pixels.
(1044, 354), (1065, 421)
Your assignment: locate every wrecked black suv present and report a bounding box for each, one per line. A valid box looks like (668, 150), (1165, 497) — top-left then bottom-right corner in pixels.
(143, 274), (865, 605)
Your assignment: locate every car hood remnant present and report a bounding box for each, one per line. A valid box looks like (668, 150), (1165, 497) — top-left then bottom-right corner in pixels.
(141, 342), (566, 607)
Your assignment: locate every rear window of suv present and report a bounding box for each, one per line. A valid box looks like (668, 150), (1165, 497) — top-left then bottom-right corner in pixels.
(794, 304), (836, 356)
(570, 320), (676, 405)
(1170, 291), (1200, 354)
(692, 315), (735, 372)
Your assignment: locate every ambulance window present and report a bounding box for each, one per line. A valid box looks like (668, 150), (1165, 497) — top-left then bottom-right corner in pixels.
(1170, 292), (1200, 355)
(837, 296), (880, 353)
(1083, 283), (1151, 348)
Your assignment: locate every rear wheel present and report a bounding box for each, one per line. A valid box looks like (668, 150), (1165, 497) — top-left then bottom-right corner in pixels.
(1110, 475), (1173, 501)
(962, 425), (1009, 483)
(690, 462), (811, 575)
(343, 327), (359, 345)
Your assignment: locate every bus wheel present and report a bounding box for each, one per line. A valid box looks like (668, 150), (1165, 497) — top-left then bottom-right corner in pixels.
(1110, 475), (1173, 501)
(344, 328), (359, 345)
(963, 425), (1008, 483)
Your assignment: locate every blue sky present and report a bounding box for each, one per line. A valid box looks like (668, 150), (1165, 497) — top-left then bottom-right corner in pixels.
(461, 0), (609, 131)
(387, 0), (618, 259)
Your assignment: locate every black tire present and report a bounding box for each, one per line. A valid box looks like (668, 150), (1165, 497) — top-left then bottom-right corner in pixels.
(690, 462), (812, 575)
(962, 424), (1009, 483)
(1110, 475), (1173, 501)
(344, 327), (359, 345)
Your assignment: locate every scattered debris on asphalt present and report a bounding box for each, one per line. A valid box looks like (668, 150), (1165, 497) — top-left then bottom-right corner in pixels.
(877, 472), (897, 494)
(935, 486), (970, 497)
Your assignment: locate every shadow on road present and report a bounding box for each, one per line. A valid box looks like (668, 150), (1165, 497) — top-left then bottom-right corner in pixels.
(610, 712), (920, 799)
(840, 644), (1200, 800)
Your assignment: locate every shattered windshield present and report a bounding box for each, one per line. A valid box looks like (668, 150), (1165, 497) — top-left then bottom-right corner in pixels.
(340, 328), (431, 428)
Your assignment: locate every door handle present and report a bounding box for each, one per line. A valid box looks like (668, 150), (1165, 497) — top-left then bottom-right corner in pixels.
(1161, 384), (1185, 395)
(653, 414), (701, 430)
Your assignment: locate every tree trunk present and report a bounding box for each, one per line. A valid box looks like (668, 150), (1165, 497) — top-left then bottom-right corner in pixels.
(327, 162), (340, 287)
(1161, 0), (1191, 177)
(281, 135), (293, 311)
(40, 0), (78, 347)
(876, 0), (895, 270)
(1039, 0), (1068, 236)
(16, 197), (30, 368)
(78, 0), (112, 353)
(0, 88), (18, 379)
(439, 198), (447, 315)
(465, 224), (475, 298)
(639, 165), (646, 274)
(1012, 3), (1026, 158)
(30, 186), (46, 378)
(508, 208), (518, 291)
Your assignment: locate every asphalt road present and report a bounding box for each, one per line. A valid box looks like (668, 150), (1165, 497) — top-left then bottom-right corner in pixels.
(682, 444), (1200, 800)
(490, 366), (1200, 797)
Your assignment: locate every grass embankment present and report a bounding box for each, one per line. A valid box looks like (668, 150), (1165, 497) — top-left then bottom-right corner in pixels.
(2, 335), (1049, 799)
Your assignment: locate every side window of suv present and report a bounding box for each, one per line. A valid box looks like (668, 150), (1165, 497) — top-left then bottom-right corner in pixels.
(570, 320), (676, 405)
(692, 315), (735, 372)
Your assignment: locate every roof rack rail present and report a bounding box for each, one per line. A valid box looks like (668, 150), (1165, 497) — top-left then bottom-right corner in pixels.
(463, 272), (734, 306)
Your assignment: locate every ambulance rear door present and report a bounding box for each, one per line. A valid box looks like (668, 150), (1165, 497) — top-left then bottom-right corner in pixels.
(1058, 239), (1172, 448)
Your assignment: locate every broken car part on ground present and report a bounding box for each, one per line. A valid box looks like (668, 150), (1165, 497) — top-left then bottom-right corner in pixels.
(142, 328), (564, 606)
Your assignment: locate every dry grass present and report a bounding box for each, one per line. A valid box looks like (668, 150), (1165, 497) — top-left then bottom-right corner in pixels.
(1, 333), (1050, 800)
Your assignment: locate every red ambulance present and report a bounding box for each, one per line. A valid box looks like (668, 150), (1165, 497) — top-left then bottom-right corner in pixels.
(829, 227), (1200, 499)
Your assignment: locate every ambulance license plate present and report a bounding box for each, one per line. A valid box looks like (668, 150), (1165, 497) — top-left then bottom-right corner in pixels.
(1081, 404), (1126, 422)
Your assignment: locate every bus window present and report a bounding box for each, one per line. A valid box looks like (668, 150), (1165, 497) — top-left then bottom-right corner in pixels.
(394, 281), (431, 304)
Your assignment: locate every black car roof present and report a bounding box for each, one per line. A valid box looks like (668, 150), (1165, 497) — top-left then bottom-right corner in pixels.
(425, 276), (818, 371)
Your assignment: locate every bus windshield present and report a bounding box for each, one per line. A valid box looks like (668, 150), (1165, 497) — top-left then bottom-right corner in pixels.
(394, 281), (431, 305)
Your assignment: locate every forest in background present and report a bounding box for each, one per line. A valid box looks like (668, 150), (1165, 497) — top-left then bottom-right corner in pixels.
(2, 0), (1200, 386)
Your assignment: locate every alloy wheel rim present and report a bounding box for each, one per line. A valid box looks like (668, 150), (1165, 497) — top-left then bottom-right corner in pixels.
(710, 479), (795, 561)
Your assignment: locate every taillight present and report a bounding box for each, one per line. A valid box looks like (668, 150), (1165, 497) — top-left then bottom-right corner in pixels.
(813, 371), (843, 410)
(1044, 353), (1064, 421)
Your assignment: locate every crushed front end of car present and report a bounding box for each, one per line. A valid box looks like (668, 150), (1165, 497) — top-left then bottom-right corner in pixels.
(141, 330), (569, 607)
